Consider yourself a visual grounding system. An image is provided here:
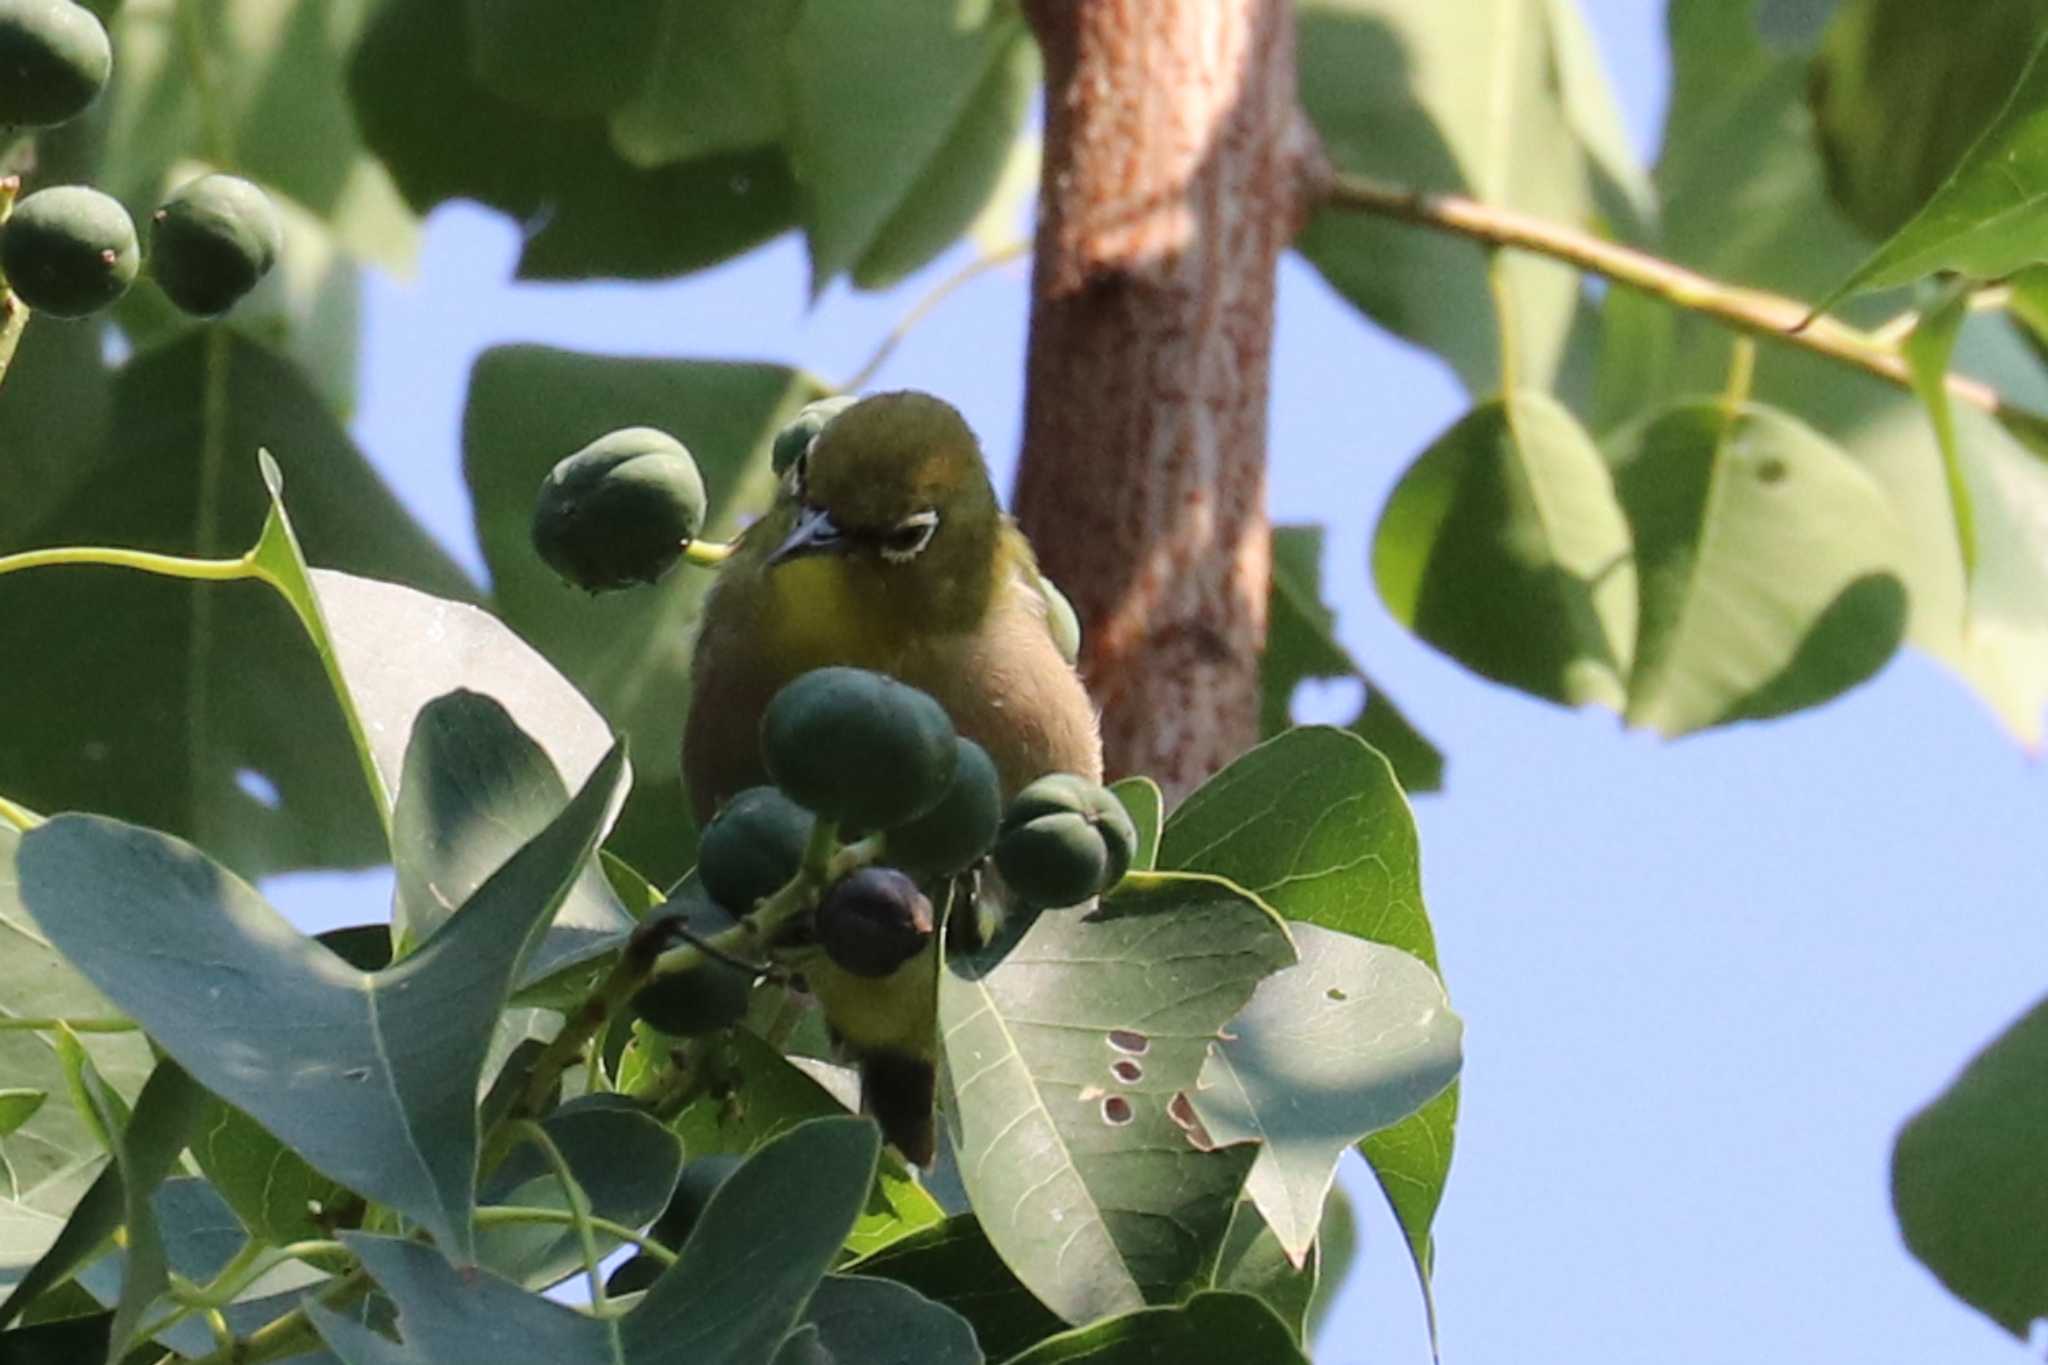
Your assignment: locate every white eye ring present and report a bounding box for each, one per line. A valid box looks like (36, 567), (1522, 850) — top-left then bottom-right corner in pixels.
(879, 509), (939, 563)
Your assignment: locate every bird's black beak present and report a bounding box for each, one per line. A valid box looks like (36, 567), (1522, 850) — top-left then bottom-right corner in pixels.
(767, 506), (847, 566)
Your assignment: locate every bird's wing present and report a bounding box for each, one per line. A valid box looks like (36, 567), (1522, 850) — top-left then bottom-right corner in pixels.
(1004, 519), (1082, 666)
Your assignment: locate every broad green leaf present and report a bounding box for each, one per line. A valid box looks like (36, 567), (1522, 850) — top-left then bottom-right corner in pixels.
(796, 1275), (981, 1365)
(465, 0), (662, 118)
(0, 1312), (112, 1362)
(1540, 0), (1654, 232)
(1295, 0), (1637, 390)
(1609, 401), (1908, 734)
(0, 1095), (43, 1140)
(1809, 0), (2045, 241)
(16, 743), (627, 1260)
(1003, 1291), (1308, 1365)
(390, 691), (633, 991)
(1106, 778), (1161, 872)
(462, 346), (820, 882)
(1892, 993), (2048, 1337)
(0, 320), (112, 535)
(938, 872), (1295, 1325)
(189, 1095), (345, 1251)
(478, 1096), (682, 1290)
(848, 1216), (1065, 1362)
(788, 0), (1032, 291)
(1375, 392), (1636, 710)
(0, 332), (474, 878)
(609, 0), (799, 166)
(1818, 33), (2048, 307)
(1211, 1198), (1316, 1343)
(1192, 927), (1461, 1265)
(349, 0), (799, 281)
(1304, 1181), (1355, 1343)
(1902, 282), (1977, 577)
(0, 829), (154, 1302)
(1265, 525), (1442, 793)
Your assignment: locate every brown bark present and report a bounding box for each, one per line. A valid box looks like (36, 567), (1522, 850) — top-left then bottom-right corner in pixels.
(1013, 0), (1306, 800)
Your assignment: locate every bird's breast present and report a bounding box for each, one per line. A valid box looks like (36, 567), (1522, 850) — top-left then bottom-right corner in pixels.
(760, 557), (906, 672)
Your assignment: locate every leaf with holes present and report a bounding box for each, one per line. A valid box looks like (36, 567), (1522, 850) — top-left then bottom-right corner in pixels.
(15, 744), (626, 1261)
(938, 871), (1294, 1325)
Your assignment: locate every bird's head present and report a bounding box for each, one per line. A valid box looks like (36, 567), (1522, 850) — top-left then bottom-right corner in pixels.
(765, 391), (1004, 629)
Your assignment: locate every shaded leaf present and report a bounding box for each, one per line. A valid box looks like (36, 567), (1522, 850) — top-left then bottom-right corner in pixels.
(1106, 778), (1161, 873)
(1265, 525), (1441, 793)
(349, 0), (798, 281)
(465, 0), (662, 118)
(1901, 282), (1977, 577)
(1892, 993), (2048, 1337)
(1304, 1181), (1355, 1343)
(0, 1095), (44, 1140)
(1002, 1291), (1307, 1365)
(1609, 401), (1908, 734)
(16, 744), (627, 1260)
(1192, 927), (1460, 1264)
(609, 0), (799, 166)
(797, 1274), (981, 1365)
(937, 872), (1294, 1325)
(189, 1093), (345, 1252)
(848, 1216), (1065, 1362)
(1211, 1198), (1316, 1343)
(1373, 392), (1636, 711)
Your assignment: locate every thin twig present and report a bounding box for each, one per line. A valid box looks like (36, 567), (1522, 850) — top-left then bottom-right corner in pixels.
(1319, 172), (2048, 442)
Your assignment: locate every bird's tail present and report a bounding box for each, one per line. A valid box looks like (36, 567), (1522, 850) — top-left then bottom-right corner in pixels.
(859, 1047), (937, 1167)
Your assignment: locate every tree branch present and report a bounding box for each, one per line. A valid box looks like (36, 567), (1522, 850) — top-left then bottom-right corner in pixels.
(1319, 171), (2048, 442)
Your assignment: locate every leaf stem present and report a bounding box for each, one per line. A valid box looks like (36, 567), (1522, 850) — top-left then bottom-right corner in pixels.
(474, 1204), (677, 1265)
(509, 1120), (612, 1315)
(1317, 172), (2048, 442)
(682, 539), (735, 567)
(0, 794), (39, 830)
(0, 545), (257, 582)
(182, 1267), (370, 1365)
(0, 1016), (139, 1032)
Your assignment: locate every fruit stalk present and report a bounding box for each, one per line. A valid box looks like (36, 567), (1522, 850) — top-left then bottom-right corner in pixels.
(0, 175), (26, 391)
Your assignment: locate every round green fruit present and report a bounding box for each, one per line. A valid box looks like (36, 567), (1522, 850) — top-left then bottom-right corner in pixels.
(531, 427), (708, 591)
(628, 905), (754, 1037)
(0, 185), (139, 318)
(148, 174), (283, 317)
(0, 0), (111, 128)
(814, 867), (934, 979)
(992, 774), (1138, 909)
(760, 667), (957, 831)
(882, 737), (1001, 880)
(607, 1151), (744, 1294)
(771, 394), (858, 481)
(697, 785), (811, 913)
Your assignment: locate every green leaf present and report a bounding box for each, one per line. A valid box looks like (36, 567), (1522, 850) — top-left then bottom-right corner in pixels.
(462, 346), (820, 882)
(608, 0), (799, 166)
(1609, 401), (1909, 734)
(478, 1096), (682, 1290)
(1358, 1085), (1456, 1330)
(1265, 525), (1442, 793)
(1295, 0), (1640, 390)
(1373, 392), (1637, 711)
(847, 1216), (1065, 1361)
(349, 0), (798, 281)
(938, 872), (1295, 1325)
(1809, 0), (2045, 241)
(1817, 32), (2048, 307)
(0, 1095), (44, 1141)
(16, 743), (627, 1261)
(0, 331), (474, 878)
(1191, 927), (1460, 1265)
(1304, 1181), (1355, 1343)
(796, 1275), (981, 1365)
(1106, 778), (1161, 872)
(465, 0), (662, 118)
(188, 1094), (345, 1251)
(1002, 1291), (1308, 1365)
(391, 690), (634, 991)
(787, 0), (1033, 291)
(0, 830), (154, 1304)
(1892, 993), (2048, 1338)
(0, 319), (112, 536)
(1901, 282), (1977, 578)
(1211, 1198), (1316, 1343)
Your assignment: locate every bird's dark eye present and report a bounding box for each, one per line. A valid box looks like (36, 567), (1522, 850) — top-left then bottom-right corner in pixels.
(879, 509), (939, 563)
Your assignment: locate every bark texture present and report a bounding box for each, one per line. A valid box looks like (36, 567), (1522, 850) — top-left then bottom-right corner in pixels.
(1014, 0), (1304, 799)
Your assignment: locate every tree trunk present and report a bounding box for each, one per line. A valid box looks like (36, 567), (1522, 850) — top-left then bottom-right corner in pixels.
(1013, 0), (1306, 800)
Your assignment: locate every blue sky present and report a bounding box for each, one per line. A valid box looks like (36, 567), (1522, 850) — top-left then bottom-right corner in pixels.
(264, 4), (2047, 1360)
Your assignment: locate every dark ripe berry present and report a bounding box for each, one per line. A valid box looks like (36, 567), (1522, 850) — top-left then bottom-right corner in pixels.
(606, 1152), (744, 1294)
(531, 427), (708, 591)
(0, 185), (139, 318)
(760, 668), (956, 832)
(882, 736), (1001, 881)
(697, 786), (811, 912)
(628, 904), (754, 1037)
(814, 867), (933, 979)
(770, 394), (857, 482)
(0, 0), (111, 128)
(148, 174), (283, 317)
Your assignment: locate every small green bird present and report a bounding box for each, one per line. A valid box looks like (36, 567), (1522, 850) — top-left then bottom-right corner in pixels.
(682, 390), (1102, 1162)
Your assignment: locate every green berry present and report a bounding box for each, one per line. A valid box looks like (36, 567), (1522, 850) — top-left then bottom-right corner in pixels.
(771, 395), (858, 481)
(814, 867), (933, 979)
(697, 786), (812, 913)
(531, 427), (708, 591)
(760, 667), (957, 831)
(883, 737), (1001, 880)
(0, 0), (110, 128)
(992, 774), (1138, 909)
(628, 904), (755, 1037)
(148, 174), (283, 318)
(607, 1152), (744, 1294)
(0, 185), (138, 318)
